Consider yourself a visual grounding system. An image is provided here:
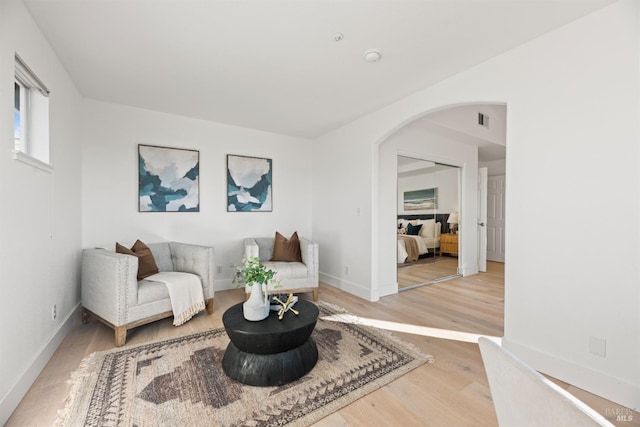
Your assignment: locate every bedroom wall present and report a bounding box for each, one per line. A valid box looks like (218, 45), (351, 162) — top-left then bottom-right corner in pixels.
(81, 99), (313, 289)
(0, 0), (83, 423)
(397, 168), (459, 216)
(313, 0), (639, 409)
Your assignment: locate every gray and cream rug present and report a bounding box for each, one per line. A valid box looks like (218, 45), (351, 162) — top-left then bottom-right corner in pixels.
(56, 303), (433, 426)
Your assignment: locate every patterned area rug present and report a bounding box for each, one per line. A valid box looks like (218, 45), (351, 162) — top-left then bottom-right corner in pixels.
(55, 303), (433, 426)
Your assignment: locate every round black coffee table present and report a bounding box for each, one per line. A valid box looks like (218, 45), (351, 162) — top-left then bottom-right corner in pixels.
(221, 299), (319, 386)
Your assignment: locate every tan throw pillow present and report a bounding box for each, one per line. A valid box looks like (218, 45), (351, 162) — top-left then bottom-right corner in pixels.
(115, 242), (135, 256)
(116, 240), (160, 280)
(270, 231), (302, 262)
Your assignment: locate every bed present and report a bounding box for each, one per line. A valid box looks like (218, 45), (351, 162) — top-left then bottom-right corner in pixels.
(397, 215), (446, 264)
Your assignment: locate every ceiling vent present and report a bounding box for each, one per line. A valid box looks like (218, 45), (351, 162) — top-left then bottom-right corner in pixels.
(478, 112), (489, 127)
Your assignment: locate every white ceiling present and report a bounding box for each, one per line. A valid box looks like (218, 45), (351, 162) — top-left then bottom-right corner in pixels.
(24, 0), (614, 142)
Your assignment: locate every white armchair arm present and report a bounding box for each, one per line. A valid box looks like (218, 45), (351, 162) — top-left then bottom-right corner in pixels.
(81, 248), (138, 327)
(243, 238), (259, 259)
(299, 237), (319, 284)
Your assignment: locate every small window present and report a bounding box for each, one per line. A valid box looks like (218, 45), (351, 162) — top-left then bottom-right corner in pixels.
(14, 54), (50, 168)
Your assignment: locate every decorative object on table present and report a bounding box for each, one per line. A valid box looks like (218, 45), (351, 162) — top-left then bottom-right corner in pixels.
(227, 154), (272, 212)
(447, 210), (459, 233)
(236, 256), (276, 321)
(403, 187), (437, 211)
(271, 293), (299, 320)
(269, 293), (298, 311)
(56, 302), (434, 427)
(138, 144), (199, 212)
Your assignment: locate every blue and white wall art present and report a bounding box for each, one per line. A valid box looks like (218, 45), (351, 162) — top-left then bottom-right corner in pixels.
(403, 187), (438, 211)
(139, 144), (199, 212)
(227, 154), (272, 212)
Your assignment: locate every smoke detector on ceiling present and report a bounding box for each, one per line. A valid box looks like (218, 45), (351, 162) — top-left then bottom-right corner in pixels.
(363, 49), (382, 63)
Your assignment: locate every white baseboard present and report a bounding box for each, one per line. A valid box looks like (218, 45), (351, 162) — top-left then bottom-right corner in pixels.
(460, 264), (479, 276)
(214, 277), (237, 292)
(0, 302), (81, 425)
(377, 282), (397, 298)
(319, 273), (375, 301)
(503, 338), (640, 412)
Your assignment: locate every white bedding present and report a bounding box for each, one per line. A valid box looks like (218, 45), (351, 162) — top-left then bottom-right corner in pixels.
(403, 234), (430, 254)
(398, 240), (408, 263)
(397, 219), (442, 263)
(398, 235), (432, 263)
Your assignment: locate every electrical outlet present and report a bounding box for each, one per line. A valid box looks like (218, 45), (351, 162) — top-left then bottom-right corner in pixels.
(216, 265), (223, 274)
(52, 304), (57, 321)
(589, 336), (606, 357)
(345, 265), (350, 276)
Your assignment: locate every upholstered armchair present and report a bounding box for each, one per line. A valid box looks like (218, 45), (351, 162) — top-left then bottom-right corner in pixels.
(81, 241), (214, 346)
(244, 236), (319, 301)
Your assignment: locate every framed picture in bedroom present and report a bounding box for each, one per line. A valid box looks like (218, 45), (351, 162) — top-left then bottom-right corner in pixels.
(227, 154), (272, 212)
(138, 144), (200, 212)
(403, 187), (437, 211)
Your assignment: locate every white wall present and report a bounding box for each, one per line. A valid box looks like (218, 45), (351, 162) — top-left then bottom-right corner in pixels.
(480, 158), (506, 176)
(313, 0), (639, 409)
(0, 0), (83, 422)
(81, 99), (313, 288)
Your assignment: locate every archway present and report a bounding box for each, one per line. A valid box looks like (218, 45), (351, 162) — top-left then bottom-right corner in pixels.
(373, 103), (506, 298)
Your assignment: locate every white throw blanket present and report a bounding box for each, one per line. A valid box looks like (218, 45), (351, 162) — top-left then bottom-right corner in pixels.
(146, 272), (205, 326)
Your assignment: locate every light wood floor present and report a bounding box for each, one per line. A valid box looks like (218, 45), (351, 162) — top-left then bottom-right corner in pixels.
(398, 255), (459, 289)
(7, 262), (639, 426)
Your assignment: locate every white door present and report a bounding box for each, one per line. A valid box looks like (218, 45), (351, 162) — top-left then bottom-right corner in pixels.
(487, 175), (506, 262)
(478, 167), (488, 272)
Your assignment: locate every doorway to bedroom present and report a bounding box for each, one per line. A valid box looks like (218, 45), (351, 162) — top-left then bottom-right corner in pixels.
(397, 156), (461, 290)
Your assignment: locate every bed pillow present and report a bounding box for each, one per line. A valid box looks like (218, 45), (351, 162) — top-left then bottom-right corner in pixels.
(406, 223), (422, 236)
(270, 231), (302, 262)
(398, 219), (411, 230)
(418, 219), (436, 238)
(116, 239), (160, 280)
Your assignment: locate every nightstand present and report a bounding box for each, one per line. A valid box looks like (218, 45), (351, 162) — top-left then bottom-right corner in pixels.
(440, 233), (459, 256)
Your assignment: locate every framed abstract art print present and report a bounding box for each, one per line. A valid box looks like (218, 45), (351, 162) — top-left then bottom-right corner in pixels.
(138, 144), (200, 212)
(227, 154), (272, 212)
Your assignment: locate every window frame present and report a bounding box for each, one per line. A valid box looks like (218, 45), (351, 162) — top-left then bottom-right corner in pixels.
(13, 54), (52, 172)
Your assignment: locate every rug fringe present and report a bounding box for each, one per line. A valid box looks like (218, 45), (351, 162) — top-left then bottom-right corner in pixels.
(54, 351), (102, 426)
